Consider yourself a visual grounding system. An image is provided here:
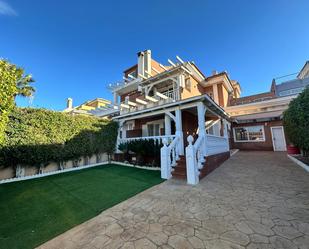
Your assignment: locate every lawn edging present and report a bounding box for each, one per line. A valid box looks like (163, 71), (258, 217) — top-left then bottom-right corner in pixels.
(113, 161), (161, 171)
(0, 161), (161, 185)
(287, 154), (309, 172)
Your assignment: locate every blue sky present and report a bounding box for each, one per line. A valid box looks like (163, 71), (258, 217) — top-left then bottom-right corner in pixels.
(1, 0), (308, 110)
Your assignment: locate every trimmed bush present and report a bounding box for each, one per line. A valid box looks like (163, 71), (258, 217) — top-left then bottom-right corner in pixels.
(283, 86), (309, 156)
(0, 108), (118, 169)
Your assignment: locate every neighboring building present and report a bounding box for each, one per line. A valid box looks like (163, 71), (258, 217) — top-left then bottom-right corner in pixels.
(63, 97), (112, 116)
(225, 61), (309, 152)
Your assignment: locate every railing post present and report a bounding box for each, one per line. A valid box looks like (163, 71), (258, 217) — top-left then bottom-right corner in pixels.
(160, 138), (171, 179)
(186, 136), (199, 185)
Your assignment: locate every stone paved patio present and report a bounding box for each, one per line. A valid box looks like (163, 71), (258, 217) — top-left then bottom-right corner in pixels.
(38, 151), (309, 249)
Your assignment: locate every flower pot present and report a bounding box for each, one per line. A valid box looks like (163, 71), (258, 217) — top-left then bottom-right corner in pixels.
(287, 145), (300, 155)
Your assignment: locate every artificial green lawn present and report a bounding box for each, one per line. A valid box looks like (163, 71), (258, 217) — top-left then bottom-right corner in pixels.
(0, 164), (164, 249)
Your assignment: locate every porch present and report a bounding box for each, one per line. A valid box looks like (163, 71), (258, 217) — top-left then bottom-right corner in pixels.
(114, 94), (231, 185)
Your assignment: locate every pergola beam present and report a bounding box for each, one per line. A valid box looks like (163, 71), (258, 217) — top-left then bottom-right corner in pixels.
(145, 95), (159, 102)
(136, 98), (148, 105)
(168, 59), (177, 67)
(176, 55), (185, 64)
(127, 101), (137, 107)
(155, 91), (168, 100)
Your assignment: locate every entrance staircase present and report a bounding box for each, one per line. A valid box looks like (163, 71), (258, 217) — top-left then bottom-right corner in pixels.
(172, 152), (230, 181)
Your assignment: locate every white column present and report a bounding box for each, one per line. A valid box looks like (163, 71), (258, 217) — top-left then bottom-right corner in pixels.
(223, 119), (230, 151)
(175, 108), (184, 155)
(116, 120), (124, 153)
(197, 102), (207, 157)
(113, 92), (118, 105)
(164, 114), (172, 135)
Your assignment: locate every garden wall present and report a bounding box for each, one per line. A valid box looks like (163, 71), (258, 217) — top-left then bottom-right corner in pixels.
(0, 152), (108, 180)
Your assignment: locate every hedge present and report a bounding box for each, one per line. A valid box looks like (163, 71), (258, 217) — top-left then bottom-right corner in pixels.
(0, 108), (118, 169)
(0, 60), (18, 145)
(283, 86), (309, 155)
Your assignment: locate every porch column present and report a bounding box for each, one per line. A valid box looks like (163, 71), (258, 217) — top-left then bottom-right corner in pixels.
(197, 102), (207, 156)
(113, 92), (118, 105)
(164, 114), (172, 135)
(175, 108), (184, 155)
(116, 120), (125, 153)
(223, 119), (230, 151)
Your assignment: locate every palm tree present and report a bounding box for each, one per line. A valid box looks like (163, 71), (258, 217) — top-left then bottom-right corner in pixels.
(14, 67), (35, 98)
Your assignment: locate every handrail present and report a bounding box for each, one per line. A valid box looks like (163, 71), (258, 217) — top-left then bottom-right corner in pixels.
(206, 134), (227, 139)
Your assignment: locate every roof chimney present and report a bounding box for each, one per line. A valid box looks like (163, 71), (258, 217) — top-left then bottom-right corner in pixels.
(67, 98), (73, 109)
(212, 70), (218, 76)
(137, 50), (152, 78)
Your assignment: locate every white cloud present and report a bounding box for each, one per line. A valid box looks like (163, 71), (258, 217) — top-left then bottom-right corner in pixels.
(0, 0), (17, 16)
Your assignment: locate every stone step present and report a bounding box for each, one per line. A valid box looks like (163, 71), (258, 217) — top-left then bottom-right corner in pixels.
(171, 171), (186, 180)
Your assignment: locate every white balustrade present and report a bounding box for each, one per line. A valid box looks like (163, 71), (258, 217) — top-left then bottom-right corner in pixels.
(160, 136), (180, 179)
(119, 135), (176, 145)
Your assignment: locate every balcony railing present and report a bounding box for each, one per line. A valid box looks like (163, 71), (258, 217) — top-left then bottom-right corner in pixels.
(120, 90), (179, 114)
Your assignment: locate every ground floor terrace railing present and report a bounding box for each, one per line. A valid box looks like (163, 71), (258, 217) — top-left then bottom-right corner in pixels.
(119, 135), (176, 145)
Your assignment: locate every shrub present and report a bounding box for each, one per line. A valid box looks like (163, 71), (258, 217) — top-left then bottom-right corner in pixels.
(283, 86), (309, 156)
(0, 108), (118, 169)
(118, 139), (162, 166)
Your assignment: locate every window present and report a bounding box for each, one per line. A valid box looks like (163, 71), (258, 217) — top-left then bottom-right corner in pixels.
(185, 78), (191, 91)
(147, 123), (160, 136)
(126, 122), (134, 131)
(234, 126), (265, 142)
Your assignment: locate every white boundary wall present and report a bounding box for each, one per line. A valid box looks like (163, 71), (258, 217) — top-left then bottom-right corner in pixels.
(0, 160), (160, 185)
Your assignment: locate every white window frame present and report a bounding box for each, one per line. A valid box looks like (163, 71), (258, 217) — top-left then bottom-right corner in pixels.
(145, 120), (164, 137)
(233, 125), (265, 143)
(126, 121), (135, 131)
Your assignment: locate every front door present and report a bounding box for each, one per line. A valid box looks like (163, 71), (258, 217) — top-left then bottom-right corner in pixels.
(271, 126), (287, 151)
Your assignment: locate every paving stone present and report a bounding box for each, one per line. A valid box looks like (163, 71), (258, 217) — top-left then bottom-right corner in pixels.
(195, 227), (219, 240)
(147, 232), (168, 246)
(168, 235), (193, 249)
(235, 221), (253, 235)
(221, 231), (250, 246)
(134, 238), (157, 249)
(203, 238), (245, 249)
(272, 225), (303, 240)
(249, 234), (269, 244)
(269, 235), (298, 249)
(188, 236), (204, 248)
(246, 221), (275, 236)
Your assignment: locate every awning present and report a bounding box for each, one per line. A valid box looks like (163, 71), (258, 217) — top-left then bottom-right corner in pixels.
(234, 110), (284, 121)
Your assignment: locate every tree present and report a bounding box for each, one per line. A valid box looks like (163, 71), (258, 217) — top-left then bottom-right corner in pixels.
(14, 67), (35, 98)
(283, 86), (309, 156)
(0, 60), (35, 145)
